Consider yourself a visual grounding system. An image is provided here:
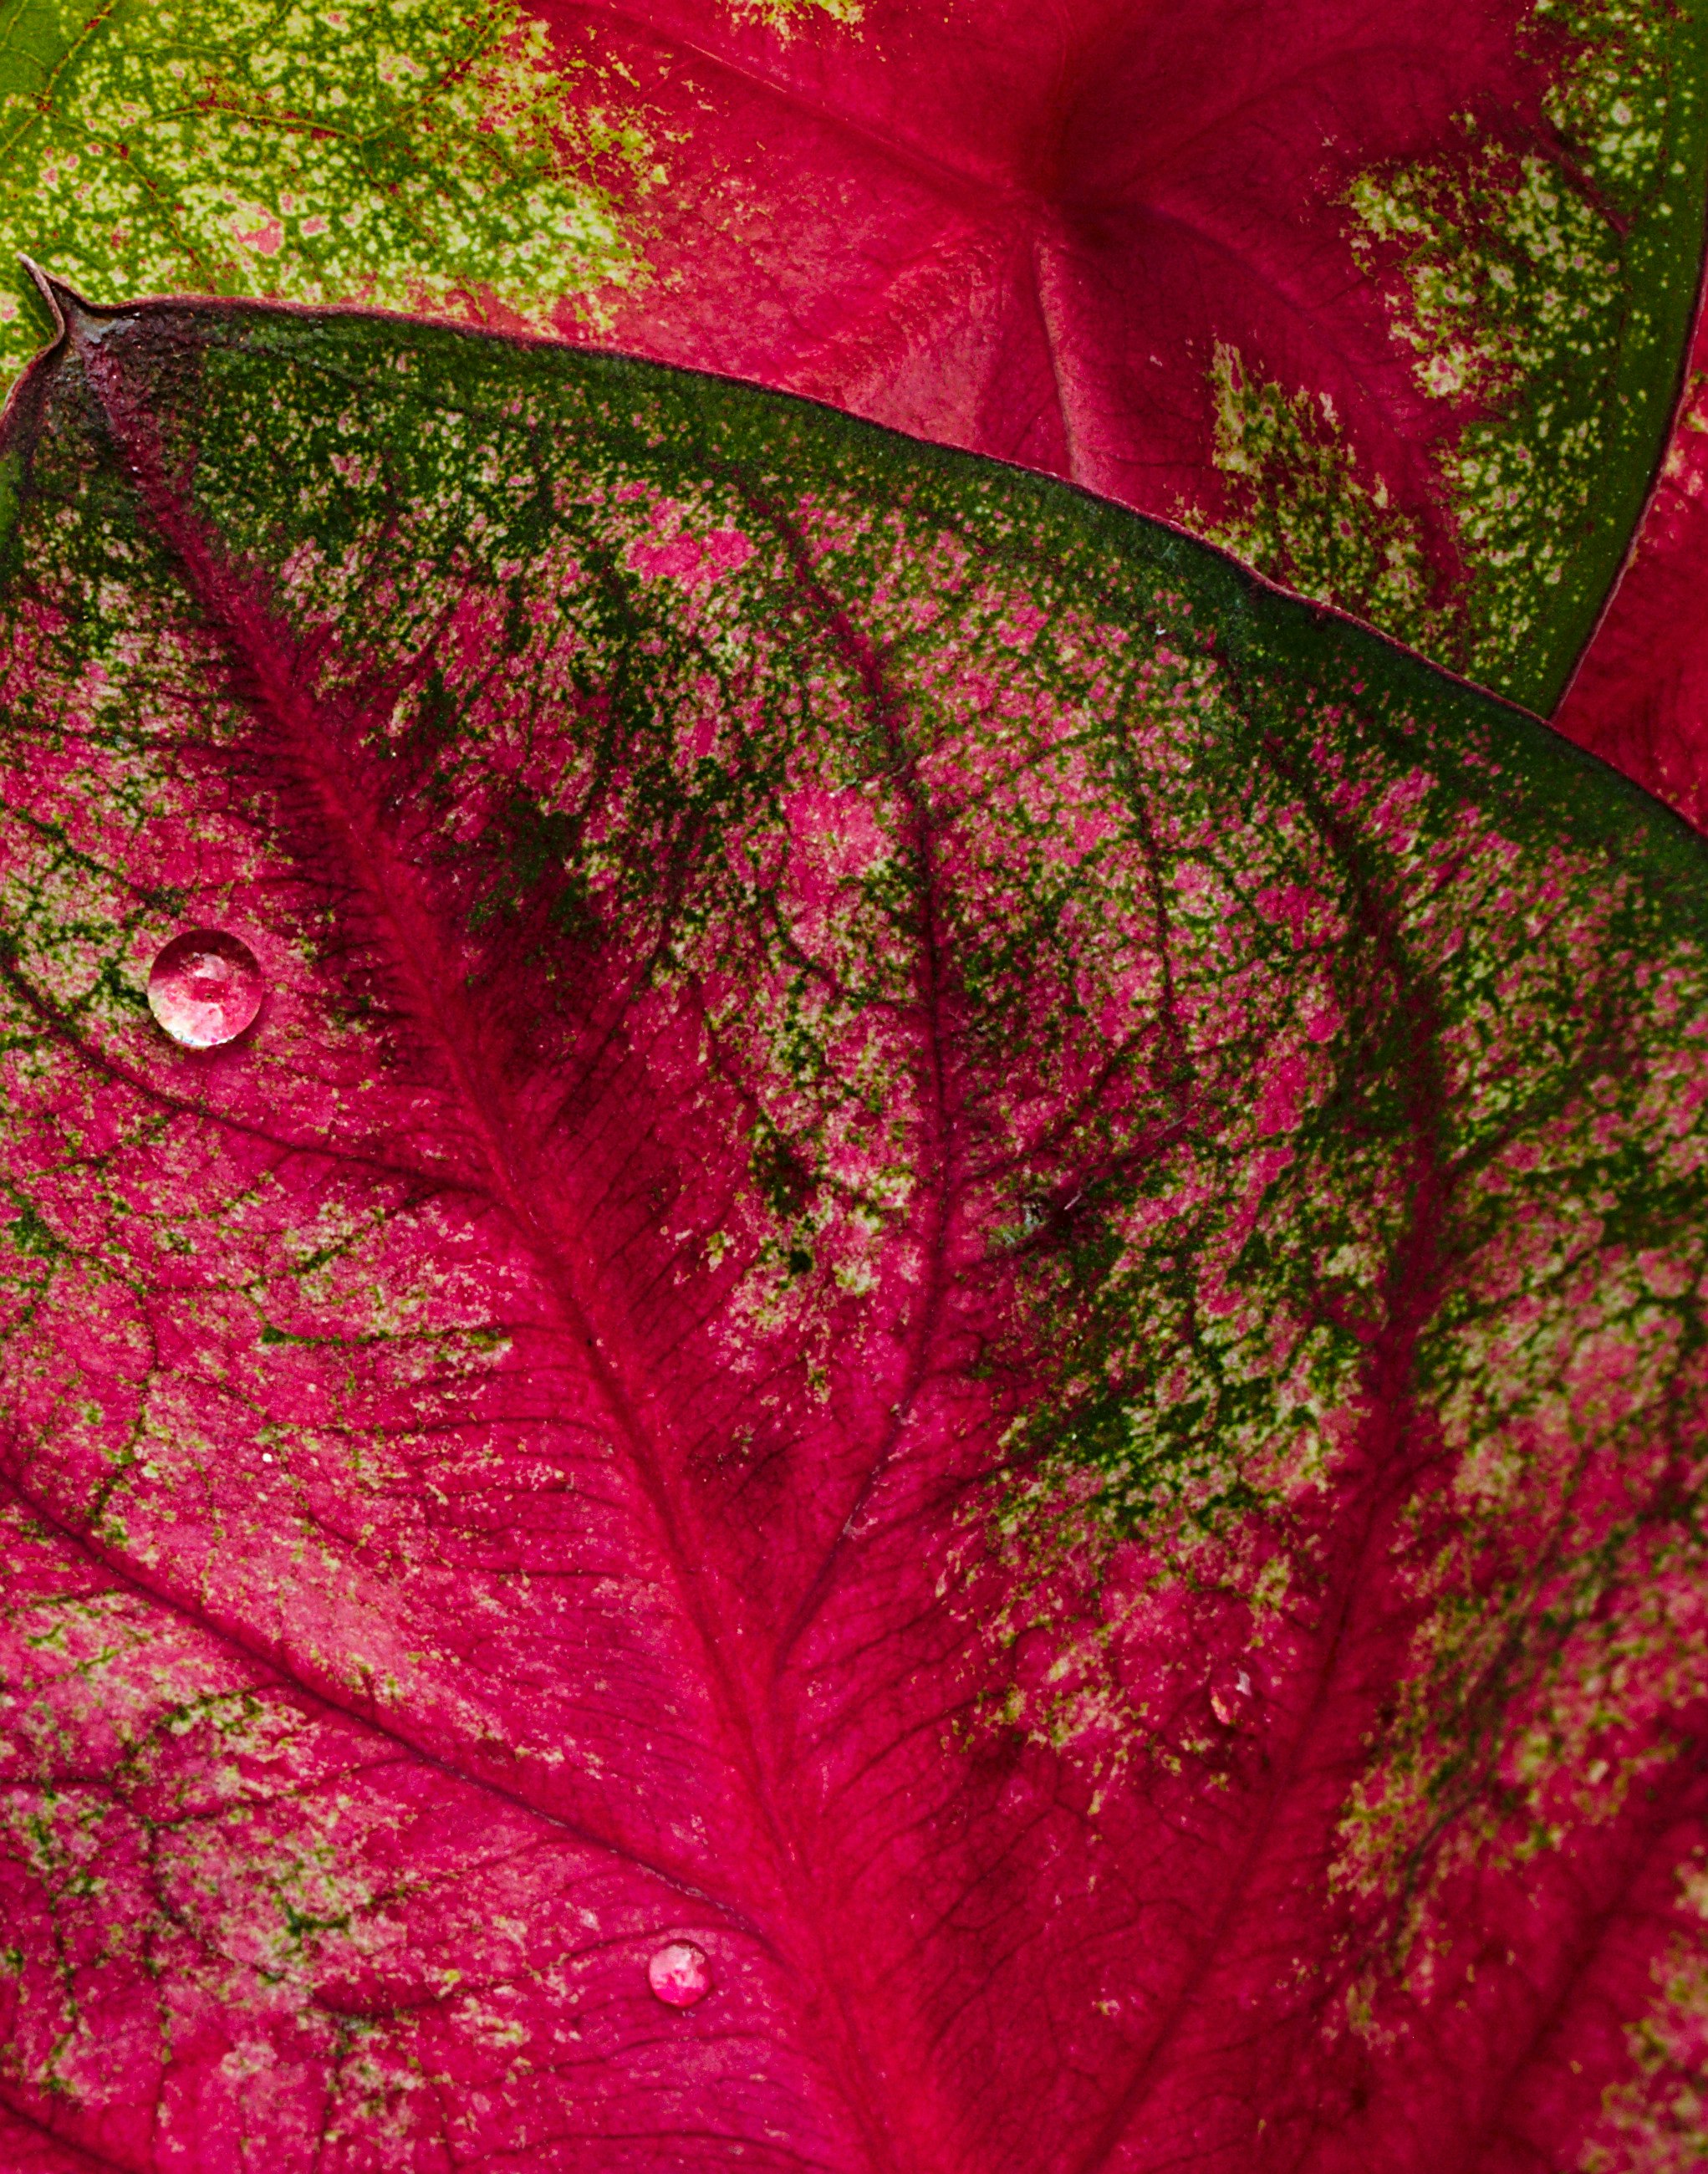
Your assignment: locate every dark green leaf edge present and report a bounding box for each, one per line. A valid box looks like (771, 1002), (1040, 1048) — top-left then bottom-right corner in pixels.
(5, 284), (1705, 926)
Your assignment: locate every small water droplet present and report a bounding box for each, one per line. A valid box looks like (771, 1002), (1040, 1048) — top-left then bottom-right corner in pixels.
(647, 1940), (711, 2008)
(147, 930), (263, 1049)
(1209, 1666), (1256, 1730)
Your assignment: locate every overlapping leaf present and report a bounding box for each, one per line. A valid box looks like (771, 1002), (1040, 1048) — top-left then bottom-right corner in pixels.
(0, 0), (650, 372)
(0, 289), (1704, 2171)
(532, 0), (1708, 708)
(3, 0), (1705, 712)
(1554, 306), (1708, 826)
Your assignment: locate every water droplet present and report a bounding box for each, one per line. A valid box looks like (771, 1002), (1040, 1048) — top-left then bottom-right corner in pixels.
(147, 930), (263, 1049)
(1209, 1665), (1256, 1730)
(647, 1940), (711, 2008)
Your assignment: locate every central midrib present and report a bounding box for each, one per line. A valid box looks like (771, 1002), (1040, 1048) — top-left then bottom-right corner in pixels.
(69, 302), (946, 2174)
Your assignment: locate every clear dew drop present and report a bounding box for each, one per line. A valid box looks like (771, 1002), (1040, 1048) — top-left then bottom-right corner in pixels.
(147, 930), (263, 1049)
(1209, 1666), (1256, 1730)
(647, 1941), (711, 2008)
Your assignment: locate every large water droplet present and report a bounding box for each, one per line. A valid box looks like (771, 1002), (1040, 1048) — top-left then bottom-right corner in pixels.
(647, 1940), (711, 2008)
(147, 930), (263, 1049)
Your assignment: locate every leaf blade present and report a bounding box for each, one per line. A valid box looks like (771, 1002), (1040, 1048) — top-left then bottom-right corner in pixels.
(534, 0), (1708, 706)
(0, 293), (1704, 2171)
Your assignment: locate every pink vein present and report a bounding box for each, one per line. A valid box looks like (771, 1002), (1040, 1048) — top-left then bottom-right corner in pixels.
(67, 300), (923, 2174)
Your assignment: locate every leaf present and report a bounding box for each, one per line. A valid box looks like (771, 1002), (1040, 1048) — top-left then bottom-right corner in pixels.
(0, 1), (651, 373)
(1553, 304), (1708, 831)
(0, 283), (1705, 2170)
(3, 2), (1705, 721)
(528, 0), (1708, 709)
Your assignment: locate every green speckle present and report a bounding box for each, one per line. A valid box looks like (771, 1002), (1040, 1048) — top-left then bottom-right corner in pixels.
(1196, 343), (1443, 650)
(2, 1194), (59, 1255)
(727, 0), (863, 24)
(1347, 146), (1625, 693)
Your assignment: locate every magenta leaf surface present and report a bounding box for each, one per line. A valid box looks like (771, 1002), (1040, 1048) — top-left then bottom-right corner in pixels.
(0, 291), (1706, 2172)
(534, 0), (1708, 709)
(1555, 305), (1708, 831)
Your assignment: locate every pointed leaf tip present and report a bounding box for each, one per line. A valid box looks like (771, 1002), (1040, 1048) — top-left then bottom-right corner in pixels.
(18, 260), (101, 340)
(17, 259), (59, 341)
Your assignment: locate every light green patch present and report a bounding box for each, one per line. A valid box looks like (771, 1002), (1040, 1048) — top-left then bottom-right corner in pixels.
(1540, 0), (1677, 196)
(729, 0), (863, 24)
(1347, 144), (1628, 695)
(1580, 1857), (1708, 2171)
(1349, 0), (1708, 702)
(0, 0), (652, 394)
(1198, 341), (1443, 650)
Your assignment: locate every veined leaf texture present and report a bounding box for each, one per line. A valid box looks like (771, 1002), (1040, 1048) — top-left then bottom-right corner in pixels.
(0, 3), (1705, 2169)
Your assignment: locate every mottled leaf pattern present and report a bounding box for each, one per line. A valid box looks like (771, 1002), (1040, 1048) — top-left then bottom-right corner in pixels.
(0, 289), (1702, 2171)
(2, 1), (1705, 713)
(0, 0), (649, 379)
(529, 0), (1708, 707)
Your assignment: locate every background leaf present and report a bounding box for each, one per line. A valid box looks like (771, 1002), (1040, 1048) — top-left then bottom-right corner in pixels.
(528, 0), (1708, 708)
(0, 1), (650, 366)
(0, 288), (1703, 2170)
(1554, 301), (1708, 829)
(1, 0), (1705, 713)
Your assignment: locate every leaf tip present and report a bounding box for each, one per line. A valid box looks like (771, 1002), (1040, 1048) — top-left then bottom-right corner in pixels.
(18, 258), (101, 344)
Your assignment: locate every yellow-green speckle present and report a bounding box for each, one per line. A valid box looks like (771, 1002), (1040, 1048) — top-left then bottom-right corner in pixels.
(1197, 341), (1444, 651)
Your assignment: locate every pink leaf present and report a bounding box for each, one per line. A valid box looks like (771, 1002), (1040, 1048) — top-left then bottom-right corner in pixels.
(1555, 304), (1708, 831)
(0, 286), (1704, 2171)
(537, 0), (1708, 706)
